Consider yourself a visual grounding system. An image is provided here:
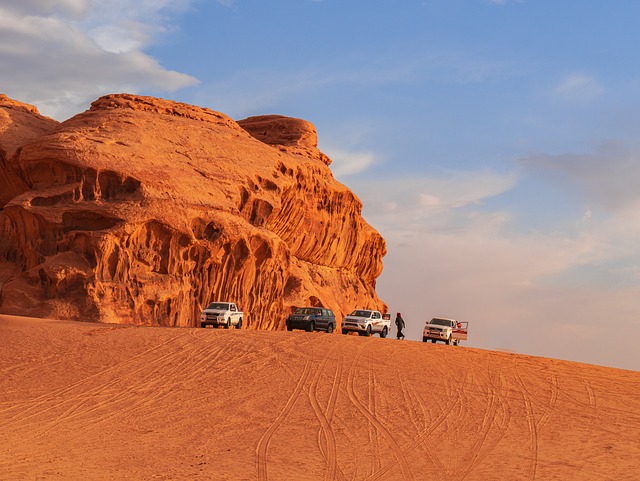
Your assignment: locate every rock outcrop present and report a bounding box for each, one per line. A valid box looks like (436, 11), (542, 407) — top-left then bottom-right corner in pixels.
(0, 93), (386, 328)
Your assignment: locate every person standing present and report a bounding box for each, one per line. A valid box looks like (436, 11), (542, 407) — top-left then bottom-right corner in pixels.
(395, 312), (405, 340)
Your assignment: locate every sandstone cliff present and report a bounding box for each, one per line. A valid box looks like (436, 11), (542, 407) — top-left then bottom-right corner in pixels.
(0, 93), (386, 328)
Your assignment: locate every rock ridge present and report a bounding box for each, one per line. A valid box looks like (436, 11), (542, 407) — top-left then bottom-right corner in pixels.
(0, 93), (386, 329)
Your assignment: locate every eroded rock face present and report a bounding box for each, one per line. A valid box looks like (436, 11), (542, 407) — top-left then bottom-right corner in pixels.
(0, 93), (386, 328)
(0, 94), (59, 207)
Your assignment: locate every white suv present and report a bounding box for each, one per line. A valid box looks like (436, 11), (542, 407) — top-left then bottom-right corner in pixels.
(422, 317), (468, 345)
(341, 310), (390, 337)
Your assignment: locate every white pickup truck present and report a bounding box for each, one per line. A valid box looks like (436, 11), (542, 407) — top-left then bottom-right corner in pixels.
(341, 310), (391, 337)
(422, 318), (468, 345)
(200, 302), (244, 329)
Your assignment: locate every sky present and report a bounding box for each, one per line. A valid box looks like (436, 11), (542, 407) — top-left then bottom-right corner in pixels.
(1, 0), (640, 370)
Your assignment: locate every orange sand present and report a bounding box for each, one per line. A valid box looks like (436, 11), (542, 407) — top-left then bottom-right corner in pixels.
(1, 314), (639, 480)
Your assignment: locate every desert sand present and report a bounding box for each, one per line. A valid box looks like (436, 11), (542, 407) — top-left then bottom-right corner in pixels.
(1, 314), (639, 481)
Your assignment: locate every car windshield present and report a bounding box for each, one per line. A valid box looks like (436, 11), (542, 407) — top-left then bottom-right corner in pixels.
(294, 307), (318, 315)
(207, 302), (230, 310)
(429, 318), (451, 326)
(349, 310), (372, 317)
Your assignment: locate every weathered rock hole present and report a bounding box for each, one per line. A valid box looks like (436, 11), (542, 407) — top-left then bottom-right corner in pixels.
(191, 218), (223, 242)
(203, 223), (221, 242)
(248, 199), (273, 227)
(232, 239), (249, 269)
(284, 276), (302, 297)
(98, 170), (140, 200)
(69, 233), (96, 268)
(62, 211), (122, 232)
(238, 186), (250, 212)
(253, 239), (273, 266)
(260, 178), (278, 191)
(28, 161), (82, 188)
(308, 296), (322, 307)
(80, 168), (97, 201)
(31, 192), (74, 206)
(106, 246), (119, 279)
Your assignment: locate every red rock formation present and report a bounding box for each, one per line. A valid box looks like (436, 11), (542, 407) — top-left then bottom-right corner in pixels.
(0, 93), (387, 328)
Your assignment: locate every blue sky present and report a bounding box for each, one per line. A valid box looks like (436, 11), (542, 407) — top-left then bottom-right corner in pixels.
(1, 0), (640, 370)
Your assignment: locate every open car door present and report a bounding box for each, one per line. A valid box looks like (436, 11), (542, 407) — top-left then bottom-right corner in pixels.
(453, 321), (468, 341)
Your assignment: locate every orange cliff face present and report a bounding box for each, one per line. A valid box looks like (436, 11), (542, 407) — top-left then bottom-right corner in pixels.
(0, 93), (387, 328)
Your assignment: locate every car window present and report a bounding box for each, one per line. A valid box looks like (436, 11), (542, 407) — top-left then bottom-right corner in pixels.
(295, 308), (316, 315)
(207, 303), (229, 310)
(372, 312), (380, 319)
(430, 318), (451, 326)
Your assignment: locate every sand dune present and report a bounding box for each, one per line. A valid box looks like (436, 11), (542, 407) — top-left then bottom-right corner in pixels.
(1, 314), (639, 480)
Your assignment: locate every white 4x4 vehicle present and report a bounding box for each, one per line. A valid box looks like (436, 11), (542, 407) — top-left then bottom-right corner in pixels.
(200, 302), (244, 329)
(341, 310), (390, 337)
(422, 317), (468, 345)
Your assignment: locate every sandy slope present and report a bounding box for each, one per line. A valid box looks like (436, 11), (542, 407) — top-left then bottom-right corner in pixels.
(1, 315), (639, 481)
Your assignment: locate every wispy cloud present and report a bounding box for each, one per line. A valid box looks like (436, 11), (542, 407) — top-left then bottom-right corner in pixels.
(521, 141), (640, 212)
(326, 149), (376, 177)
(347, 169), (519, 231)
(0, 0), (198, 119)
(194, 47), (522, 119)
(552, 73), (604, 103)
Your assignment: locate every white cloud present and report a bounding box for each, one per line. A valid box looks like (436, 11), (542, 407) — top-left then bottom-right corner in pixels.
(347, 169), (519, 230)
(0, 1), (198, 120)
(0, 0), (89, 17)
(326, 149), (376, 177)
(553, 73), (604, 103)
(341, 166), (640, 369)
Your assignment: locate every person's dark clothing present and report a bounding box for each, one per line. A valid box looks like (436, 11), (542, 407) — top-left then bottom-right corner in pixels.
(395, 314), (405, 340)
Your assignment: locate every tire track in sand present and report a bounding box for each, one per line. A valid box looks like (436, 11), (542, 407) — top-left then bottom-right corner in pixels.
(308, 339), (348, 481)
(256, 360), (312, 481)
(0, 330), (194, 428)
(347, 345), (415, 481)
(450, 360), (512, 481)
(367, 365), (469, 481)
(40, 334), (235, 435)
(513, 361), (539, 481)
(31, 336), (208, 436)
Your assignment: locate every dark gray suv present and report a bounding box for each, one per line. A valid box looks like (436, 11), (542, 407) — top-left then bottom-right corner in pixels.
(286, 307), (336, 333)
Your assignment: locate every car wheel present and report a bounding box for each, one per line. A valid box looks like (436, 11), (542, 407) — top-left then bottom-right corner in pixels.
(379, 327), (388, 338)
(237, 318), (242, 329)
(342, 329), (348, 335)
(326, 323), (334, 334)
(287, 326), (293, 331)
(364, 325), (372, 337)
(224, 318), (231, 329)
(446, 336), (452, 345)
(422, 336), (428, 342)
(432, 339), (436, 343)
(307, 321), (315, 332)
